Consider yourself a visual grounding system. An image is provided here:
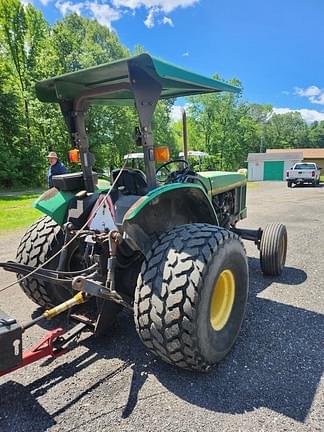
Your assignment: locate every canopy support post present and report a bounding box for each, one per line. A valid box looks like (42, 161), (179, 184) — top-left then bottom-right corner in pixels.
(60, 100), (95, 193)
(129, 61), (162, 190)
(73, 105), (96, 193)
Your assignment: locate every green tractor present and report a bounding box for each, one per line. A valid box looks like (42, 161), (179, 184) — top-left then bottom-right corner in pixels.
(1, 54), (287, 372)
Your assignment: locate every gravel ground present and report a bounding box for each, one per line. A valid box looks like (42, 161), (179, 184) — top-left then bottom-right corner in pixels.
(0, 181), (323, 432)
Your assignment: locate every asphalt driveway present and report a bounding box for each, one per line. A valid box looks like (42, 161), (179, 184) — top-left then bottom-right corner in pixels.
(0, 181), (323, 432)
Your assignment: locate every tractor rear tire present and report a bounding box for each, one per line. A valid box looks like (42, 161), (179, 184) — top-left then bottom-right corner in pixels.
(134, 223), (249, 371)
(16, 216), (72, 307)
(260, 223), (287, 276)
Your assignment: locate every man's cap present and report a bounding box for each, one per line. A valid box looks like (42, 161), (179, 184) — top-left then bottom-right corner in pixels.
(47, 151), (58, 159)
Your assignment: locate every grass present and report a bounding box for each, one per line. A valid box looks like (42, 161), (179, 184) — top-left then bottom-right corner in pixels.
(0, 179), (110, 237)
(0, 192), (42, 235)
(320, 176), (324, 183)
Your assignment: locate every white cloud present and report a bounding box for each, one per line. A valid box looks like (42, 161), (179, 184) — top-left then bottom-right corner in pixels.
(311, 94), (324, 105)
(55, 1), (121, 28)
(182, 51), (189, 56)
(55, 1), (83, 16)
(112, 1), (199, 13)
(113, 0), (199, 27)
(87, 1), (121, 29)
(273, 107), (324, 123)
(39, 0), (51, 5)
(55, 0), (199, 29)
(144, 7), (157, 28)
(295, 85), (324, 105)
(295, 85), (321, 97)
(162, 16), (174, 26)
(21, 0), (33, 5)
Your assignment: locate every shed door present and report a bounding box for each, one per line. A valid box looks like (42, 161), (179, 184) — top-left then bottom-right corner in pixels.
(263, 161), (284, 180)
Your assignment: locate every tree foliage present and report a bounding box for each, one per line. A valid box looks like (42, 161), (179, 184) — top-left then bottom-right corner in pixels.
(0, 1), (175, 187)
(0, 0), (323, 188)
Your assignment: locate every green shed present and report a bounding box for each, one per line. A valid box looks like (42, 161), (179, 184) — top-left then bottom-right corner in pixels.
(263, 161), (284, 180)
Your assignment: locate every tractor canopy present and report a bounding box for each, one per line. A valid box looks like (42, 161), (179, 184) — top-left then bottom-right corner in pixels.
(35, 54), (241, 193)
(35, 53), (240, 104)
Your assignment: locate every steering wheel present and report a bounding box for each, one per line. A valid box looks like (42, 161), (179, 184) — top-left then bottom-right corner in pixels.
(156, 159), (190, 183)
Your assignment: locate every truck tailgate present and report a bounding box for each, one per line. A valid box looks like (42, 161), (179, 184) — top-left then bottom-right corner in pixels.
(287, 170), (314, 179)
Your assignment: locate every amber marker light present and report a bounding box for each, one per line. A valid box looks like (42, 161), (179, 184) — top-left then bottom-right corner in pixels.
(154, 146), (170, 163)
(68, 149), (80, 163)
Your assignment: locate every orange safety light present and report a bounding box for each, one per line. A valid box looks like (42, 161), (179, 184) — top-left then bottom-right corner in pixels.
(154, 146), (170, 163)
(68, 148), (80, 163)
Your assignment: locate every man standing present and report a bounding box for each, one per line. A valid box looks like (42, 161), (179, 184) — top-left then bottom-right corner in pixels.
(47, 151), (67, 188)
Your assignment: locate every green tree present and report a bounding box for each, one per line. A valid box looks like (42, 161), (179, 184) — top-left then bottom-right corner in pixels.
(187, 78), (256, 170)
(308, 121), (324, 148)
(264, 112), (309, 149)
(0, 0), (48, 145)
(0, 70), (24, 187)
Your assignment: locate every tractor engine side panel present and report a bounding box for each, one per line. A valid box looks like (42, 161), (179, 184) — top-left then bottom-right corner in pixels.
(211, 184), (247, 228)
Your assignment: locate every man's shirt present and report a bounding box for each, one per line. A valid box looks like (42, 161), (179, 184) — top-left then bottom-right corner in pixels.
(48, 160), (68, 188)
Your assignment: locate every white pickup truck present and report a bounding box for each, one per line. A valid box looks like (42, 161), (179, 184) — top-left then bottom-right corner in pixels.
(286, 162), (321, 187)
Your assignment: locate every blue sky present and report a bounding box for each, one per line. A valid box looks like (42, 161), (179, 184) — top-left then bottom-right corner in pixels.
(24, 0), (324, 122)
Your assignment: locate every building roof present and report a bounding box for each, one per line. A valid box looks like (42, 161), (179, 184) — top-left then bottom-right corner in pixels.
(35, 53), (240, 104)
(266, 148), (324, 159)
(247, 152), (303, 162)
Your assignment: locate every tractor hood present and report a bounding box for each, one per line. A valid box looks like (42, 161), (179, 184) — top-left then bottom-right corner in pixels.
(35, 53), (241, 104)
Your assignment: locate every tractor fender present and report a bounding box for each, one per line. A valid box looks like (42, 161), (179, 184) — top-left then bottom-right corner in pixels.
(122, 183), (218, 254)
(33, 186), (108, 226)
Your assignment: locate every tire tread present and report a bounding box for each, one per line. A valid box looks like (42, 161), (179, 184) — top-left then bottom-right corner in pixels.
(134, 223), (244, 371)
(16, 216), (64, 307)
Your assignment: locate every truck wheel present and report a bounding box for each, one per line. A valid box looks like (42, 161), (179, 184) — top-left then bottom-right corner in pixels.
(16, 216), (73, 307)
(287, 181), (292, 188)
(260, 223), (287, 276)
(134, 223), (249, 371)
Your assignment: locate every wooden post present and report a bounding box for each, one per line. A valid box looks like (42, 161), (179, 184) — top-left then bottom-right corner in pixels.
(182, 108), (188, 161)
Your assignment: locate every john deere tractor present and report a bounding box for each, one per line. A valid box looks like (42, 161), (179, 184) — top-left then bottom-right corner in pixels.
(1, 54), (287, 372)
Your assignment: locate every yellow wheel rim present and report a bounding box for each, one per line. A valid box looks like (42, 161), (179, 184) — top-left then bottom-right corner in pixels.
(210, 269), (235, 331)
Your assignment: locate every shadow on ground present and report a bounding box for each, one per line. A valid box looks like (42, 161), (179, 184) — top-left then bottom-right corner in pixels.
(1, 258), (322, 431)
(291, 183), (324, 188)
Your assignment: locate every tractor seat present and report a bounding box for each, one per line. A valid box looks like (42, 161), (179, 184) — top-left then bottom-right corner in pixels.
(111, 168), (148, 196)
(52, 172), (97, 191)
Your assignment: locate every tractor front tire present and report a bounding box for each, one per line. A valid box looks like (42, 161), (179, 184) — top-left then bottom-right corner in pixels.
(134, 224), (249, 371)
(16, 216), (71, 307)
(260, 223), (287, 276)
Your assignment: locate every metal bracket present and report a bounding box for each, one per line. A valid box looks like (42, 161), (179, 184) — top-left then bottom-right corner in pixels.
(72, 277), (133, 311)
(231, 227), (263, 249)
